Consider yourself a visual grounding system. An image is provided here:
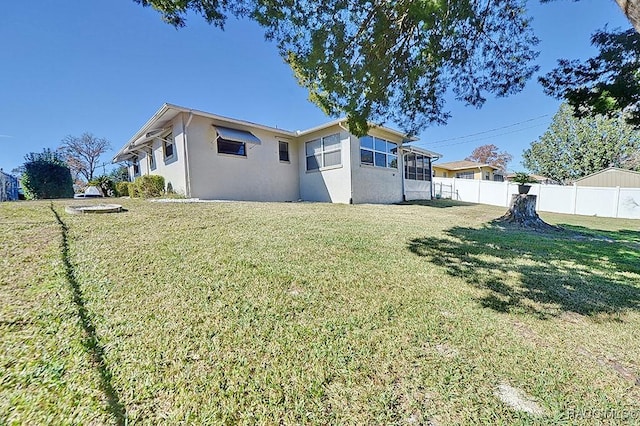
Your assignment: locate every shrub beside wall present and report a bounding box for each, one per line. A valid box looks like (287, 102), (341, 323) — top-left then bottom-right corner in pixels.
(116, 181), (129, 197)
(129, 175), (165, 198)
(128, 182), (138, 198)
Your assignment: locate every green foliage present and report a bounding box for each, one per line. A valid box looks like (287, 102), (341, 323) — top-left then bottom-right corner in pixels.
(134, 0), (539, 136)
(540, 29), (640, 127)
(109, 164), (130, 183)
(116, 181), (129, 197)
(511, 172), (538, 184)
(88, 175), (116, 197)
(127, 182), (138, 198)
(133, 175), (165, 198)
(20, 149), (74, 199)
(523, 103), (640, 184)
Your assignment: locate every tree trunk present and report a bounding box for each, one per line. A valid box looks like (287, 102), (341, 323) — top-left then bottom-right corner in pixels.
(615, 0), (640, 34)
(495, 195), (561, 231)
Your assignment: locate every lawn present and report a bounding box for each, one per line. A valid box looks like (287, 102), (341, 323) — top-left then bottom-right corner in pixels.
(1, 199), (639, 424)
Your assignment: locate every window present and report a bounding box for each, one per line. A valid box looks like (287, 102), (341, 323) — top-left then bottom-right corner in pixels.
(218, 138), (246, 156)
(306, 133), (341, 171)
(456, 171), (474, 179)
(149, 150), (156, 170)
(404, 153), (432, 181)
(163, 132), (175, 160)
(279, 141), (289, 162)
(132, 157), (140, 176)
(484, 172), (490, 180)
(360, 136), (397, 169)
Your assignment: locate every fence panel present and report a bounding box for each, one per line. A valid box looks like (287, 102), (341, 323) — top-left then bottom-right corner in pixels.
(617, 188), (640, 219)
(432, 177), (640, 219)
(537, 185), (574, 214)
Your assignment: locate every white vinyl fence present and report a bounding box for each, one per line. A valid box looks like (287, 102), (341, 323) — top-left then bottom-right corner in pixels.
(432, 177), (640, 219)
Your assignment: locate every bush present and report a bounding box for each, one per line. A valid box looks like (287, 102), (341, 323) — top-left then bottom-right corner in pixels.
(116, 181), (129, 197)
(134, 175), (165, 198)
(89, 175), (116, 197)
(20, 149), (74, 199)
(512, 172), (538, 185)
(128, 182), (138, 198)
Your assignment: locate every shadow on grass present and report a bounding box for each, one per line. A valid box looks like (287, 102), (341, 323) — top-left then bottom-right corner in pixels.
(558, 224), (640, 246)
(408, 224), (640, 320)
(397, 199), (477, 208)
(50, 205), (127, 425)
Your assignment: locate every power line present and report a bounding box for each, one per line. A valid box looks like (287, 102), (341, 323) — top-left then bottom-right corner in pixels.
(423, 122), (548, 149)
(427, 114), (549, 147)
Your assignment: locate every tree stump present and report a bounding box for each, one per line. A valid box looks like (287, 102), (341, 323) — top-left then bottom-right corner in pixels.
(495, 195), (561, 231)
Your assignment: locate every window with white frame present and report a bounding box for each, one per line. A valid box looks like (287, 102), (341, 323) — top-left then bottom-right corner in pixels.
(306, 133), (341, 171)
(132, 157), (140, 176)
(148, 149), (156, 170)
(404, 153), (432, 181)
(456, 171), (474, 179)
(162, 132), (175, 160)
(279, 141), (289, 162)
(360, 136), (398, 169)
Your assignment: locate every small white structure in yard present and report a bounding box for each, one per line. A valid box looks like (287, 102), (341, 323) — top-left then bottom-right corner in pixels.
(113, 104), (441, 204)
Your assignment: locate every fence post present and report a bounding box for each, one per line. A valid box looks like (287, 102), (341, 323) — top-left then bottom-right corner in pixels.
(613, 186), (621, 218)
(571, 183), (578, 214)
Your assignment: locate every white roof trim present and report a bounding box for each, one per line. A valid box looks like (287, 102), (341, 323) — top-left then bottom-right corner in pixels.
(401, 145), (442, 159)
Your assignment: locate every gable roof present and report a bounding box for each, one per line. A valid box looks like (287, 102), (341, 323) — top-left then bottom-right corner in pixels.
(574, 167), (640, 182)
(432, 160), (499, 171)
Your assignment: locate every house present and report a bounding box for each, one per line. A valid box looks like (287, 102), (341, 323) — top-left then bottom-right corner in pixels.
(113, 104), (441, 203)
(431, 160), (501, 181)
(574, 167), (640, 188)
(0, 169), (19, 202)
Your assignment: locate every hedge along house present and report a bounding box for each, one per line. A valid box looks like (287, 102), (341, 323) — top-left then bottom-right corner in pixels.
(113, 104), (441, 203)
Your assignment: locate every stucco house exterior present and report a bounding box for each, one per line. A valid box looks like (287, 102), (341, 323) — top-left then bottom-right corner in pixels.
(432, 160), (501, 181)
(113, 104), (441, 203)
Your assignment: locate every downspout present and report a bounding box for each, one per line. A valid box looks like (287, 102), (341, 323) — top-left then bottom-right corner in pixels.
(182, 111), (194, 197)
(338, 121), (353, 204)
(400, 143), (407, 202)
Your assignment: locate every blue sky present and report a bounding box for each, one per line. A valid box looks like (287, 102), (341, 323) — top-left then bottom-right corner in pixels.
(0, 0), (632, 175)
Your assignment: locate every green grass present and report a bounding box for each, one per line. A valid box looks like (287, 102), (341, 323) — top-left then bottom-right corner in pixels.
(1, 198), (639, 424)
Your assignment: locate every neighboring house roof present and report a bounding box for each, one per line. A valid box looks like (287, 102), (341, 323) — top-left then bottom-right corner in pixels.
(574, 167), (640, 188)
(505, 173), (552, 182)
(114, 103), (422, 162)
(432, 160), (498, 171)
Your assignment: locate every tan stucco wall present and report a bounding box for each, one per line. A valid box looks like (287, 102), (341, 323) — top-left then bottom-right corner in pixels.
(432, 166), (494, 180)
(298, 125), (352, 203)
(185, 115), (300, 201)
(128, 119), (188, 194)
